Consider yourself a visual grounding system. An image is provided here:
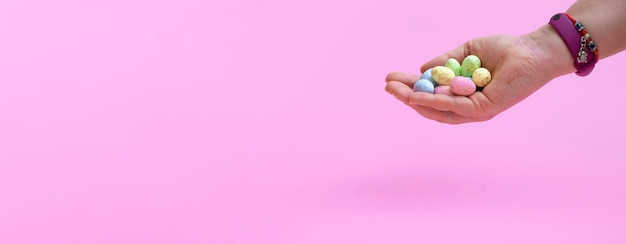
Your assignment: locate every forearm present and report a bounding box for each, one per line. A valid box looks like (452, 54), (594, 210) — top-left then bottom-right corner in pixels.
(567, 0), (626, 59)
(522, 0), (626, 80)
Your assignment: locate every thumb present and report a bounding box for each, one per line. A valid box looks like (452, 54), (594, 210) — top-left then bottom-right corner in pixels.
(420, 41), (472, 73)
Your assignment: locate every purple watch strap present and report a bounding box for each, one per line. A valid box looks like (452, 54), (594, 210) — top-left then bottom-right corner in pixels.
(549, 13), (596, 76)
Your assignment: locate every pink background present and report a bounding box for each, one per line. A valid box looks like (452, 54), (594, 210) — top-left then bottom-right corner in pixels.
(1, 0), (625, 243)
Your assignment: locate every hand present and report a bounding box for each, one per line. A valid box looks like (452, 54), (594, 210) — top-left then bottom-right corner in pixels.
(385, 29), (571, 124)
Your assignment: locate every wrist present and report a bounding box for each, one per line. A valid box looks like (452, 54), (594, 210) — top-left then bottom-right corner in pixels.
(521, 24), (576, 80)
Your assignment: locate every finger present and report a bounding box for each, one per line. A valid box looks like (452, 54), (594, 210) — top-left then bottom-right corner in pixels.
(388, 81), (476, 115)
(411, 105), (474, 124)
(420, 41), (472, 73)
(387, 80), (494, 122)
(385, 81), (474, 124)
(385, 72), (420, 87)
(385, 80), (414, 104)
(406, 91), (475, 114)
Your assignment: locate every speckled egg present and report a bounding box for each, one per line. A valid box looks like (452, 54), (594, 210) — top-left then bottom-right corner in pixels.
(413, 78), (435, 93)
(461, 55), (481, 77)
(450, 76), (476, 96)
(431, 66), (456, 86)
(444, 58), (462, 76)
(434, 85), (453, 96)
(472, 67), (492, 87)
(420, 68), (435, 85)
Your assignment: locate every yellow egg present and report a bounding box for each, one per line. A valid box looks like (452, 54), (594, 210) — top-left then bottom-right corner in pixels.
(472, 67), (492, 87)
(431, 66), (456, 86)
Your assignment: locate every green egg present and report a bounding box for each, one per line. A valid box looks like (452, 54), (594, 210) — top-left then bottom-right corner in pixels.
(444, 58), (462, 76)
(461, 55), (481, 77)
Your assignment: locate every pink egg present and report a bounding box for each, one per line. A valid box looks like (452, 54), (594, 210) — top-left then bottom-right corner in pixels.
(434, 85), (453, 96)
(450, 76), (476, 96)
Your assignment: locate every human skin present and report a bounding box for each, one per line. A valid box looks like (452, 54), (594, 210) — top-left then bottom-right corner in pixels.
(384, 0), (626, 124)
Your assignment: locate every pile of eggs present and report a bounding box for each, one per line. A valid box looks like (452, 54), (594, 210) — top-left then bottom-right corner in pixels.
(413, 55), (492, 96)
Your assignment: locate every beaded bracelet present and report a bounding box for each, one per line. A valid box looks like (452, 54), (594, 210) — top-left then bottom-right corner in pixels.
(564, 12), (599, 61)
(549, 13), (598, 76)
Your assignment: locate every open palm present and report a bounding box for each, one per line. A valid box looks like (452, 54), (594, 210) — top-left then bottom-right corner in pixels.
(385, 34), (557, 124)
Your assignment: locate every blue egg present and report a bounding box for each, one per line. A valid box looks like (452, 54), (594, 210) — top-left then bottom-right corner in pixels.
(420, 68), (437, 86)
(413, 79), (435, 93)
